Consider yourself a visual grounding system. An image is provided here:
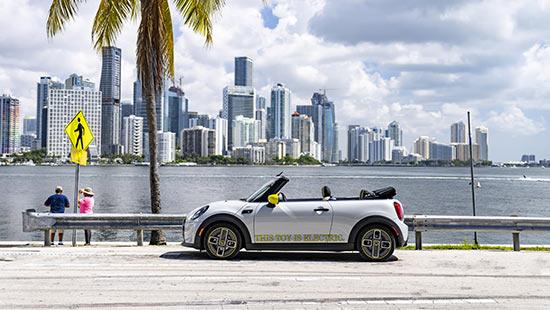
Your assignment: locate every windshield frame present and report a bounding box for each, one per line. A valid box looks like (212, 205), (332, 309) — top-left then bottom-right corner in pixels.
(246, 176), (289, 202)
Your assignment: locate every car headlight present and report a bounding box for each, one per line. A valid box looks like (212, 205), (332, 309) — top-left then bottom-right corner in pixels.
(191, 205), (209, 221)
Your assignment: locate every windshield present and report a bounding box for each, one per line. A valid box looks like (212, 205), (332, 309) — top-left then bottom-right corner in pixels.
(246, 179), (276, 202)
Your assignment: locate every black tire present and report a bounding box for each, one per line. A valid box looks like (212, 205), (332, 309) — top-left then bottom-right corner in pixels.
(356, 224), (395, 262)
(204, 223), (242, 260)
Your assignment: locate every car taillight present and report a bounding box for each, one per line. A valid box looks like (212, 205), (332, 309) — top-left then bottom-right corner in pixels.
(394, 201), (404, 221)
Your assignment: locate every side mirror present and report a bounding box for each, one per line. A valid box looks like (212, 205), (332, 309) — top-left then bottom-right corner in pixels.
(267, 193), (279, 207)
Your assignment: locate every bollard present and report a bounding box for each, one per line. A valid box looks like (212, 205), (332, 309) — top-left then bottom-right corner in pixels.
(513, 232), (520, 252)
(44, 230), (51, 246)
(137, 229), (144, 246)
(415, 231), (422, 250)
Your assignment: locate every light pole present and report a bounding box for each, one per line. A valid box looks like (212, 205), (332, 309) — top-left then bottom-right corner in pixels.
(467, 111), (478, 245)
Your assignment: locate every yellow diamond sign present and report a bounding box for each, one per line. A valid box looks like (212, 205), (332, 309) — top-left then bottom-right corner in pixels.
(65, 111), (94, 151)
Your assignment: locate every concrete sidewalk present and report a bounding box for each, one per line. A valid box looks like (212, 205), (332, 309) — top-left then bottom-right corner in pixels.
(0, 244), (549, 309)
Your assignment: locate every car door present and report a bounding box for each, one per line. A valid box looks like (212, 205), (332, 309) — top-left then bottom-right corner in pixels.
(253, 200), (333, 243)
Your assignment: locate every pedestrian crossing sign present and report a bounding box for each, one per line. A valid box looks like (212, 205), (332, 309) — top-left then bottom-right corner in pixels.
(65, 111), (94, 151)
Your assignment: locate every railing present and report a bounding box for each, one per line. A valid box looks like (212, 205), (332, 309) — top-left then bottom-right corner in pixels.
(23, 210), (550, 250)
(405, 215), (550, 251)
(22, 209), (186, 246)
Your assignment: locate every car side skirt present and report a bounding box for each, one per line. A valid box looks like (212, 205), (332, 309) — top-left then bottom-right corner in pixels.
(245, 243), (355, 251)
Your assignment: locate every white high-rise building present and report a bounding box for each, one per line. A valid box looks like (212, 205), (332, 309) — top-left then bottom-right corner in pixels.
(46, 88), (102, 157)
(208, 116), (228, 155)
(369, 137), (393, 163)
(232, 115), (260, 148)
(386, 121), (403, 147)
(222, 85), (256, 149)
(157, 131), (176, 163)
(265, 139), (286, 161)
(233, 145), (265, 164)
(291, 112), (315, 156)
(181, 126), (215, 157)
(283, 138), (301, 159)
(413, 136), (431, 160)
(475, 126), (488, 161)
(269, 83), (291, 139)
(122, 115), (143, 156)
(451, 121), (466, 143)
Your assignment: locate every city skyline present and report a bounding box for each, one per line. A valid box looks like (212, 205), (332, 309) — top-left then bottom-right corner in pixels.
(1, 1), (550, 161)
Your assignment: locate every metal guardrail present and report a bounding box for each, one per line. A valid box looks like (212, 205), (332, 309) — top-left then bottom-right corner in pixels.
(22, 209), (186, 246)
(22, 210), (550, 250)
(405, 215), (550, 251)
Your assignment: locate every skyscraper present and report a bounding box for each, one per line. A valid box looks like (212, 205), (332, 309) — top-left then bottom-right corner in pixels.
(232, 115), (260, 148)
(322, 100), (337, 162)
(475, 126), (489, 161)
(181, 126), (215, 157)
(291, 112), (315, 156)
(234, 56), (253, 87)
(36, 77), (64, 149)
(121, 102), (134, 120)
(347, 125), (362, 162)
(451, 121), (466, 143)
(100, 46), (122, 155)
(429, 141), (453, 161)
(0, 95), (20, 154)
(386, 121), (403, 147)
(122, 115), (144, 156)
(163, 85), (186, 142)
(413, 136), (431, 160)
(256, 96), (267, 140)
(208, 116), (228, 155)
(269, 83), (291, 139)
(23, 117), (36, 135)
(46, 87), (102, 157)
(133, 79), (163, 134)
(157, 131), (176, 163)
(65, 73), (95, 90)
(222, 85), (256, 150)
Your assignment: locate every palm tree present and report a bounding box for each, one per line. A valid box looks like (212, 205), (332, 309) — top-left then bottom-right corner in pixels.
(47, 0), (224, 244)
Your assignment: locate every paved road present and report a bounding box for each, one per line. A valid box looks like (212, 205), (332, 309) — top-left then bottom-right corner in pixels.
(0, 244), (549, 309)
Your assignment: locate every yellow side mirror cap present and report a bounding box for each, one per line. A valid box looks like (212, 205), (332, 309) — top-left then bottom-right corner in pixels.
(268, 193), (279, 205)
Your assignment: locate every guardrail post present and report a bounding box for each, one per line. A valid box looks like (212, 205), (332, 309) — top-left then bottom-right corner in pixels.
(415, 231), (422, 250)
(137, 229), (144, 246)
(513, 232), (520, 251)
(44, 230), (51, 246)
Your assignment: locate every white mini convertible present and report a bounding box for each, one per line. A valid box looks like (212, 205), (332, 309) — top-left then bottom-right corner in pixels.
(183, 175), (408, 261)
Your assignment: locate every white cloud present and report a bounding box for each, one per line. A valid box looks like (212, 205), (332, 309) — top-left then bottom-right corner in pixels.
(1, 0), (550, 160)
(485, 106), (544, 136)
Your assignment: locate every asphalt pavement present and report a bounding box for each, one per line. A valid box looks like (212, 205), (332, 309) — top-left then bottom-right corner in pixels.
(0, 243), (549, 309)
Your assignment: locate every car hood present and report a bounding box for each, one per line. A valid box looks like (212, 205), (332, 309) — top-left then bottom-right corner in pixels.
(208, 199), (248, 214)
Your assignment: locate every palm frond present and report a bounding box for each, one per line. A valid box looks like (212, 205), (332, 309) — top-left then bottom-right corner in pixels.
(172, 0), (226, 45)
(159, 0), (175, 79)
(47, 0), (85, 37)
(92, 0), (139, 50)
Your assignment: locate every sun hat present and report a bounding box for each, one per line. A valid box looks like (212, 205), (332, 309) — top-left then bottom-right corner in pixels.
(81, 187), (94, 196)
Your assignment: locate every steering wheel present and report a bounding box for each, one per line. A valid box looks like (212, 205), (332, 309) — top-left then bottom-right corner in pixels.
(278, 192), (287, 202)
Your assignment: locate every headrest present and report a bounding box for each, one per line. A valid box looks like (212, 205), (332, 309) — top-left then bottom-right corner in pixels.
(321, 186), (332, 199)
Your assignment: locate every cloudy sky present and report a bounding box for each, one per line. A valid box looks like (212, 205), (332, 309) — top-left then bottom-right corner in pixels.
(1, 0), (550, 161)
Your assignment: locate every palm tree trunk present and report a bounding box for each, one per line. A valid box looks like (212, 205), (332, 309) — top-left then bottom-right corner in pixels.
(139, 0), (165, 245)
(143, 88), (166, 245)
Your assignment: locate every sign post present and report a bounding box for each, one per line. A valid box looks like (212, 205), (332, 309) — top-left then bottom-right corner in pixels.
(64, 111), (94, 247)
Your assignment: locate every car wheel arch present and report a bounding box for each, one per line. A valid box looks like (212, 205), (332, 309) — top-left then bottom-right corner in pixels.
(196, 214), (252, 250)
(348, 216), (402, 249)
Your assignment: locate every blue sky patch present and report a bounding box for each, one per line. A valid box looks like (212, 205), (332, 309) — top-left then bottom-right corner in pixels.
(261, 6), (279, 29)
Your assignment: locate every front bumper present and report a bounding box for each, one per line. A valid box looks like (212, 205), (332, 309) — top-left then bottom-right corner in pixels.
(182, 217), (201, 249)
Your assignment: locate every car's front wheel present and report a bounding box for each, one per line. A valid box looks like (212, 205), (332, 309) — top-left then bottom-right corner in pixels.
(204, 223), (242, 260)
(357, 224), (395, 262)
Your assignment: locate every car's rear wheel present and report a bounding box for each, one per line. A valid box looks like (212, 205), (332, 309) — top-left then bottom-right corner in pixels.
(204, 223), (242, 260)
(357, 224), (395, 262)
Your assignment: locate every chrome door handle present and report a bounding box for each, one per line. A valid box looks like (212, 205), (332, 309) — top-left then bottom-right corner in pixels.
(314, 207), (330, 212)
